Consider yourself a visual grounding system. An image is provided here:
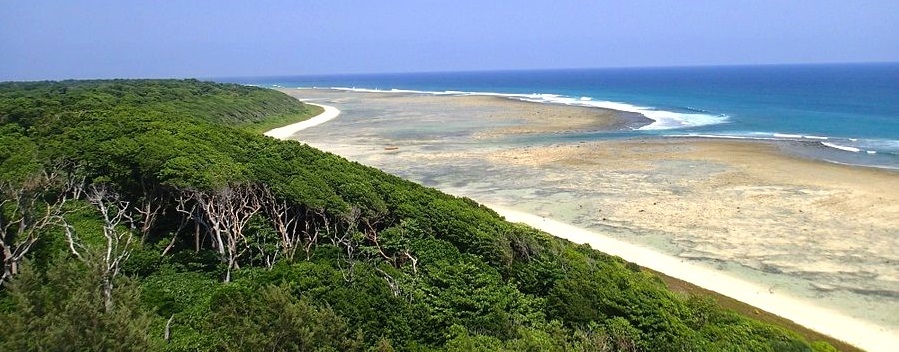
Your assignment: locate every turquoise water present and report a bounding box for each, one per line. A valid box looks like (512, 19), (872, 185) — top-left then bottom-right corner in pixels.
(219, 63), (899, 168)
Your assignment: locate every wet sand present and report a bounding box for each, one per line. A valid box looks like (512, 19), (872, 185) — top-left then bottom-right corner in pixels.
(273, 88), (899, 351)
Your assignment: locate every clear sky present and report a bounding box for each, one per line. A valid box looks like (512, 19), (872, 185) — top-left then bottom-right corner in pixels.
(1, 0), (897, 80)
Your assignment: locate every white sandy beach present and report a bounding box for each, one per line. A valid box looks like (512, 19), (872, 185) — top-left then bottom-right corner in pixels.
(263, 102), (341, 139)
(267, 97), (898, 351)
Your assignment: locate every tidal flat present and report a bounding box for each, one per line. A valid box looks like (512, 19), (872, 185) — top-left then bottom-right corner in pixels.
(279, 88), (899, 335)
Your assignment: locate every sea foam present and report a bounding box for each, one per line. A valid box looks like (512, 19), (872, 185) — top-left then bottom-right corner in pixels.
(821, 142), (861, 153)
(671, 132), (897, 157)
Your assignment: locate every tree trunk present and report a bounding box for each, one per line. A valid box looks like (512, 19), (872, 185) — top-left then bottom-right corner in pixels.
(194, 222), (201, 253)
(164, 314), (175, 342)
(103, 277), (114, 313)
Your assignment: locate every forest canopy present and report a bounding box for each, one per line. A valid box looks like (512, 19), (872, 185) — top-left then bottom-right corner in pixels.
(0, 80), (837, 351)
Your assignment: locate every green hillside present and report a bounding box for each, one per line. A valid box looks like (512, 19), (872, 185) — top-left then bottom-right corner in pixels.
(0, 80), (838, 351)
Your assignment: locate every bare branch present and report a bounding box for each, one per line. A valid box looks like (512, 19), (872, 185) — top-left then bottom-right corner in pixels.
(1, 169), (79, 286)
(84, 184), (135, 312)
(374, 266), (401, 297)
(188, 184), (262, 282)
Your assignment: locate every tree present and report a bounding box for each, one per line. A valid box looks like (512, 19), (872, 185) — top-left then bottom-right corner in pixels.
(76, 183), (136, 312)
(259, 184), (303, 262)
(0, 168), (74, 286)
(0, 256), (161, 351)
(187, 184), (262, 282)
(209, 284), (363, 351)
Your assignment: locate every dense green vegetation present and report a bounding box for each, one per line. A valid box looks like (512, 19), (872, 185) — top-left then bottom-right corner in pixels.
(0, 80), (838, 351)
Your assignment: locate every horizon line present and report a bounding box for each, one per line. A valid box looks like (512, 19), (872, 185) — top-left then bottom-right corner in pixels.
(209, 60), (899, 81)
(2, 60), (898, 83)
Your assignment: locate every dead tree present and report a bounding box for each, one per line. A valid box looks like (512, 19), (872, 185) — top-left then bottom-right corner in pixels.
(133, 193), (166, 243)
(82, 184), (135, 312)
(309, 208), (336, 260)
(259, 185), (301, 263)
(0, 170), (75, 286)
(333, 206), (362, 282)
(253, 230), (280, 270)
(362, 217), (394, 266)
(402, 250), (419, 274)
(374, 266), (401, 297)
(189, 185), (261, 282)
(164, 194), (200, 256)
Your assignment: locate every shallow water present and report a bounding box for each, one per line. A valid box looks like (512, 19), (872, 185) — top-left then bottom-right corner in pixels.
(287, 89), (899, 332)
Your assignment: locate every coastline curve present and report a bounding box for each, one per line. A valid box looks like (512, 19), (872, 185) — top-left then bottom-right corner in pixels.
(263, 102), (341, 139)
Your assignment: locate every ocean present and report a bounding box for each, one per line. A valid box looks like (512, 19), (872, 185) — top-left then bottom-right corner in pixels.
(220, 63), (899, 169)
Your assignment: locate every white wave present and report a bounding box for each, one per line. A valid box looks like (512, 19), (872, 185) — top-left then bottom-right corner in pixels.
(332, 87), (384, 93)
(851, 138), (899, 152)
(821, 142), (861, 153)
(508, 94), (728, 130)
(685, 106), (711, 113)
(329, 87), (727, 130)
(823, 159), (899, 170)
(666, 132), (898, 160)
(665, 133), (779, 141)
(771, 133), (834, 141)
(637, 110), (729, 130)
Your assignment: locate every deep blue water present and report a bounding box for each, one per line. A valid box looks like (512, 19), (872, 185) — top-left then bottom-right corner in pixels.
(217, 63), (899, 168)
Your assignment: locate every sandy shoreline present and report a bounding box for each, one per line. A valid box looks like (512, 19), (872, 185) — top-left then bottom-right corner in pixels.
(263, 102), (340, 139)
(267, 89), (899, 351)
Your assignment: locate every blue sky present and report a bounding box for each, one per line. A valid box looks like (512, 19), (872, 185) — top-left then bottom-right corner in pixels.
(1, 0), (897, 80)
